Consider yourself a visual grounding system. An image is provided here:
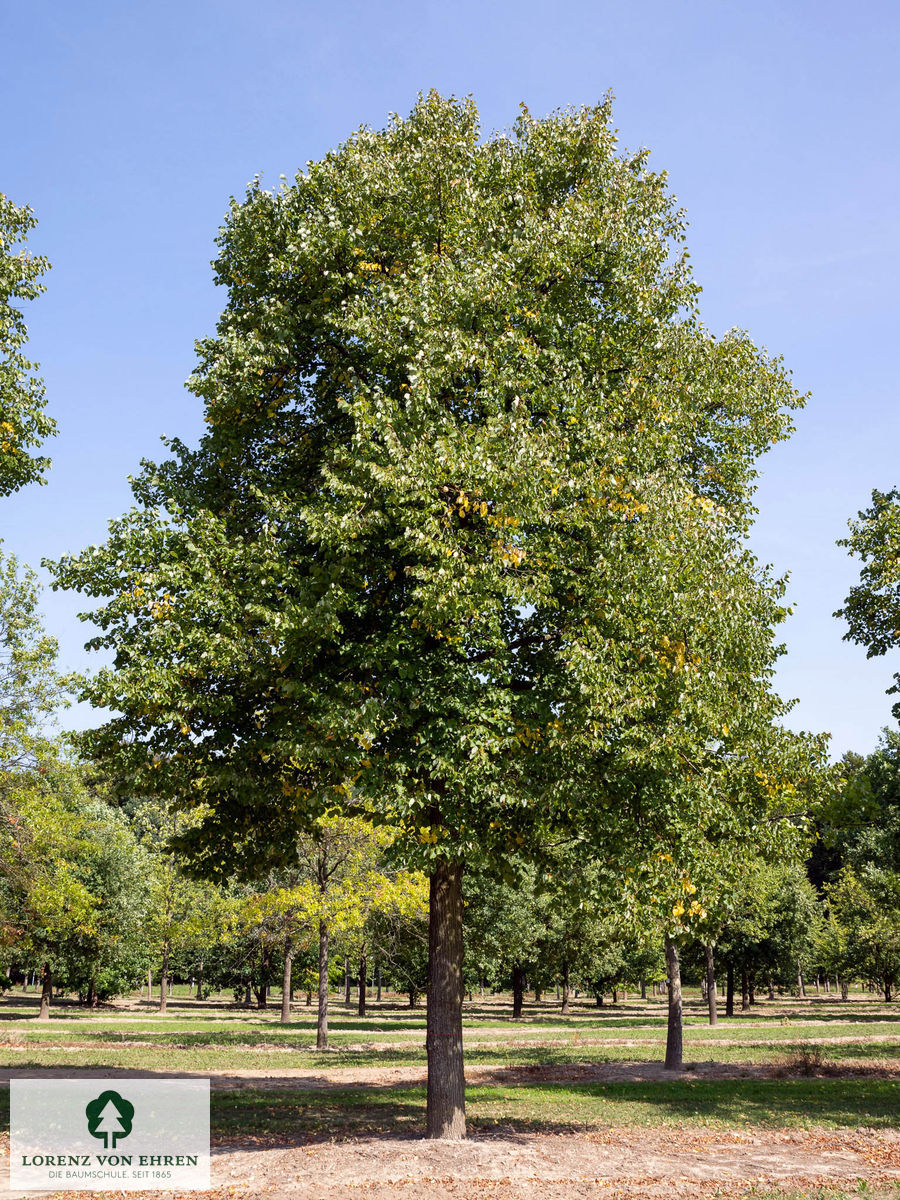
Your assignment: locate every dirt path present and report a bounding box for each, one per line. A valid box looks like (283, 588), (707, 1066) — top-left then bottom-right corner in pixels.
(2, 1128), (899, 1200)
(209, 1127), (900, 1198)
(2, 1057), (899, 1089)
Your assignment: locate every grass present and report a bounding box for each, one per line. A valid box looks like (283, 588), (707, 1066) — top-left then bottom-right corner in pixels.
(1, 988), (898, 1144)
(0, 1039), (898, 1072)
(206, 1077), (900, 1141)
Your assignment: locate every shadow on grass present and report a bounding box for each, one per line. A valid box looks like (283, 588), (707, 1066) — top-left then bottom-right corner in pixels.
(210, 1077), (900, 1141)
(0, 1073), (896, 1141)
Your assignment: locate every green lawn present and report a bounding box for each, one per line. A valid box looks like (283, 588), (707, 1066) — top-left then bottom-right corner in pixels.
(1, 990), (897, 1145)
(209, 1077), (900, 1139)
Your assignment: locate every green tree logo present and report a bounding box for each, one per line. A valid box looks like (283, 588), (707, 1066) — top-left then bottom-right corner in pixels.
(85, 1090), (134, 1149)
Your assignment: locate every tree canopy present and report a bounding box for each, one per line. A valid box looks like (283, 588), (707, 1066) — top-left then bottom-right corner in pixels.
(49, 93), (827, 1136)
(0, 194), (54, 496)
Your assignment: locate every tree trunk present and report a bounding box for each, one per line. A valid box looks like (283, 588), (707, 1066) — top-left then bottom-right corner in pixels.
(426, 859), (466, 1140)
(38, 963), (52, 1021)
(281, 942), (294, 1024)
(884, 980), (893, 1003)
(358, 949), (367, 1017)
(377, 964), (382, 1002)
(197, 956), (204, 1001)
(344, 957), (351, 1005)
(243, 982), (251, 1006)
(725, 959), (734, 1017)
(512, 964), (524, 1019)
(560, 962), (570, 1014)
(147, 967), (152, 1002)
(159, 942), (170, 1015)
(705, 944), (717, 1026)
(768, 977), (776, 1001)
(749, 977), (756, 1006)
(741, 969), (749, 1011)
(640, 978), (647, 1000)
(317, 920), (329, 1050)
(664, 937), (683, 1071)
(840, 978), (849, 1001)
(797, 959), (806, 997)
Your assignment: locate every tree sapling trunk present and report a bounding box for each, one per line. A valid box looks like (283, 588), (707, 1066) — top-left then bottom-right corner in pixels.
(159, 942), (170, 1015)
(512, 964), (524, 1019)
(358, 949), (367, 1017)
(725, 959), (734, 1017)
(664, 937), (683, 1071)
(705, 943), (718, 1026)
(38, 963), (52, 1021)
(281, 941), (294, 1024)
(317, 919), (329, 1050)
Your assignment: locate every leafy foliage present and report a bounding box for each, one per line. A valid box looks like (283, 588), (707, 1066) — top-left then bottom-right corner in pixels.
(0, 195), (55, 496)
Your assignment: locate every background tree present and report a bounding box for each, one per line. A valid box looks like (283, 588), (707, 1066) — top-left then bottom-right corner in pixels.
(130, 796), (222, 1013)
(0, 194), (55, 496)
(838, 489), (900, 719)
(0, 756), (97, 1018)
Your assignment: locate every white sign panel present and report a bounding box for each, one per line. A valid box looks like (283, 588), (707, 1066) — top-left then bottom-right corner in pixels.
(10, 1079), (210, 1192)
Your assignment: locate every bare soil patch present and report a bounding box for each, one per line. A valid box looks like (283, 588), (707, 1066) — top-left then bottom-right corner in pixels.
(210, 1126), (900, 1198)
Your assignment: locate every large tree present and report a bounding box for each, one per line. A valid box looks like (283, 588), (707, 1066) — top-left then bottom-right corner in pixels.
(838, 488), (900, 719)
(0, 194), (54, 496)
(51, 93), (823, 1137)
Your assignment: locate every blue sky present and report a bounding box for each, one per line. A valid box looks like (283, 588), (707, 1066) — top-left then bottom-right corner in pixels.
(3, 0), (899, 756)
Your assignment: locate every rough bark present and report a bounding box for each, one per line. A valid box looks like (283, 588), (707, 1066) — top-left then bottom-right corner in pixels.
(664, 937), (683, 1071)
(426, 859), (466, 1140)
(38, 963), (52, 1021)
(885, 980), (893, 1003)
(705, 943), (718, 1025)
(841, 978), (849, 1001)
(560, 962), (570, 1014)
(281, 942), (294, 1024)
(797, 959), (806, 997)
(317, 920), (329, 1050)
(640, 978), (647, 1000)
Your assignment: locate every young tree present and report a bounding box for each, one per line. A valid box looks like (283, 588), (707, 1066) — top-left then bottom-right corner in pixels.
(51, 94), (823, 1137)
(1, 553), (63, 772)
(0, 195), (55, 496)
